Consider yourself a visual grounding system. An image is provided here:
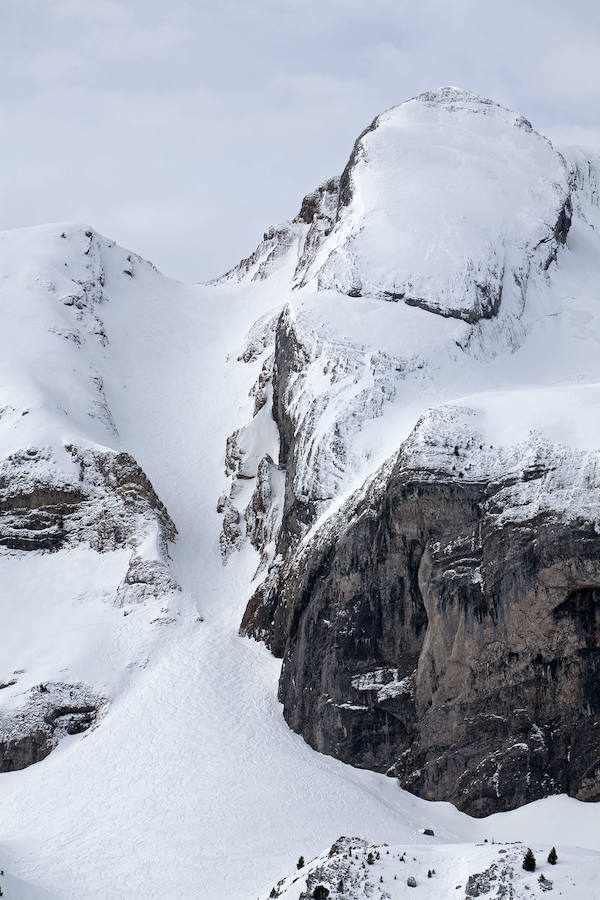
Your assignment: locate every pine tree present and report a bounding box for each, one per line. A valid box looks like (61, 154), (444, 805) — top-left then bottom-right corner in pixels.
(297, 856), (304, 870)
(522, 848), (536, 872)
(312, 887), (329, 900)
(548, 846), (558, 865)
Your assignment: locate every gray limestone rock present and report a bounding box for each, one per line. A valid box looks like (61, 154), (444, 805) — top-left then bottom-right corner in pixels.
(243, 407), (600, 815)
(0, 682), (103, 773)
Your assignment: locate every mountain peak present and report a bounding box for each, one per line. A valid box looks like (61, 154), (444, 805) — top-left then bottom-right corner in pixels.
(220, 88), (570, 325)
(412, 85), (534, 130)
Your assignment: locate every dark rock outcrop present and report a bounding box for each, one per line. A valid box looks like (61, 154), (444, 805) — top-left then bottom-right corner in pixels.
(0, 485), (83, 551)
(243, 405), (600, 816)
(0, 682), (102, 773)
(0, 445), (176, 557)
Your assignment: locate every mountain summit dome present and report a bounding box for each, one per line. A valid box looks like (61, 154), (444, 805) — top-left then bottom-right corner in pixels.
(314, 86), (572, 321)
(221, 87), (572, 328)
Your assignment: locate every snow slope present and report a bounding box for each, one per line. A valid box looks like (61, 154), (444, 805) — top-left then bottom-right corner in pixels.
(0, 226), (185, 781)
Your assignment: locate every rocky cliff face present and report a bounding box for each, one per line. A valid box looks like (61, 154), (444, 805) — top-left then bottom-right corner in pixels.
(257, 403), (600, 815)
(232, 87), (581, 586)
(0, 444), (176, 559)
(229, 89), (600, 814)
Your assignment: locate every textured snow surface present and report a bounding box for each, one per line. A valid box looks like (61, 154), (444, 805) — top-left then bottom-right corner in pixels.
(0, 226), (181, 719)
(1, 88), (600, 898)
(315, 88), (571, 321)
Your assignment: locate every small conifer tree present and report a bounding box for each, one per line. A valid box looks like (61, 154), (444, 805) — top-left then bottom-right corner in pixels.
(548, 847), (558, 865)
(312, 887), (329, 900)
(523, 848), (536, 872)
(297, 856), (304, 870)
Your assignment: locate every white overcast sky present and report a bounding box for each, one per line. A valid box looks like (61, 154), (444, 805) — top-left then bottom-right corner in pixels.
(2, 0), (600, 281)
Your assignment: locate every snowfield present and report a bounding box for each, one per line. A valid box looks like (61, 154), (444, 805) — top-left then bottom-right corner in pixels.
(1, 87), (600, 898)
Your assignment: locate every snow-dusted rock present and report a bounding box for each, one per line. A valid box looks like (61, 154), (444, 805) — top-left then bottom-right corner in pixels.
(236, 90), (599, 609)
(264, 836), (600, 900)
(0, 681), (102, 773)
(223, 90), (600, 816)
(227, 89), (600, 595)
(216, 177), (339, 289)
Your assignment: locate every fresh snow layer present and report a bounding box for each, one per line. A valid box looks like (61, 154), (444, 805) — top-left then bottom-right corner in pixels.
(267, 204), (600, 535)
(446, 383), (600, 451)
(313, 88), (570, 318)
(0, 159), (600, 900)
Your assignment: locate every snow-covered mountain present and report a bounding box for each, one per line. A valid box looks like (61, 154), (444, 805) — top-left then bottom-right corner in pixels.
(231, 87), (600, 817)
(0, 88), (599, 898)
